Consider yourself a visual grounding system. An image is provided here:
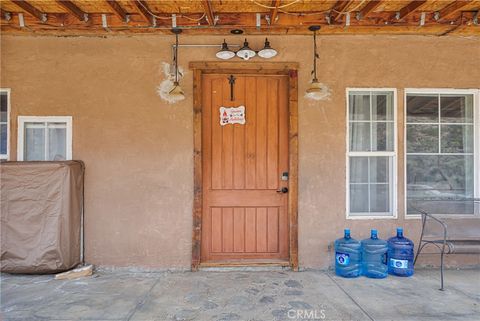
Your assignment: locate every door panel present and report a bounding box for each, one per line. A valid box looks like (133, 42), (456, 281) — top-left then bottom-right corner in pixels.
(201, 74), (289, 262)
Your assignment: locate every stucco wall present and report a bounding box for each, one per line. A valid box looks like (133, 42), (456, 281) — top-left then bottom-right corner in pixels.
(1, 34), (479, 269)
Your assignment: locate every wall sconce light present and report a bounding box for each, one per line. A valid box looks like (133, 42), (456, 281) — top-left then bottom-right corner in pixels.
(216, 39), (236, 60)
(258, 38), (278, 59)
(216, 38), (277, 60)
(236, 39), (256, 60)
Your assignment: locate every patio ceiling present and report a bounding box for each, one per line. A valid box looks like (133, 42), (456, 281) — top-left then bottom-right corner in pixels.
(0, 0), (479, 36)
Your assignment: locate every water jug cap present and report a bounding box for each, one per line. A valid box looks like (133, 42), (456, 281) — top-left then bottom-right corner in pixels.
(397, 227), (403, 235)
(344, 229), (351, 237)
(371, 229), (378, 238)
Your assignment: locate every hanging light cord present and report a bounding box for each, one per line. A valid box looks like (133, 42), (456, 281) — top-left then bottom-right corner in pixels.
(174, 33), (179, 83)
(312, 29), (318, 81)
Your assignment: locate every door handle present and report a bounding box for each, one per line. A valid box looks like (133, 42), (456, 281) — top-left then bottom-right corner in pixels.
(276, 187), (289, 194)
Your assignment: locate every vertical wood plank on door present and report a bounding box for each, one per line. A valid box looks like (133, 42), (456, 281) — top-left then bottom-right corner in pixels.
(222, 207), (234, 252)
(222, 79), (234, 189)
(267, 78), (279, 189)
(245, 77), (257, 189)
(233, 77), (246, 189)
(245, 208), (256, 252)
(256, 78), (268, 189)
(211, 207), (222, 253)
(211, 78), (223, 190)
(267, 207), (279, 253)
(233, 208), (245, 252)
(256, 207), (267, 252)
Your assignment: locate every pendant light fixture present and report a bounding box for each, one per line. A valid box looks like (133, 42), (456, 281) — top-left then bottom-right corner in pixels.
(216, 39), (235, 60)
(236, 38), (256, 60)
(305, 25), (330, 100)
(169, 28), (185, 101)
(258, 38), (277, 59)
(306, 26), (321, 94)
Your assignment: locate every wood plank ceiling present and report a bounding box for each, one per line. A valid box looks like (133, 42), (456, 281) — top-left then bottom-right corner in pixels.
(0, 0), (479, 36)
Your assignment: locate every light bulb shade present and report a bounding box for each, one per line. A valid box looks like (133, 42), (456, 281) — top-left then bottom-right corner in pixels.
(305, 79), (331, 101)
(169, 81), (185, 101)
(216, 40), (235, 60)
(258, 38), (277, 59)
(306, 79), (323, 94)
(236, 39), (256, 60)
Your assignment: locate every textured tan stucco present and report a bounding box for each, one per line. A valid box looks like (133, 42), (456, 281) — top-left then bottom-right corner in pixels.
(1, 34), (479, 269)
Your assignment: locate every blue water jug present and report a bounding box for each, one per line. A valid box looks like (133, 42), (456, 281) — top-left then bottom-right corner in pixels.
(388, 227), (414, 277)
(361, 229), (388, 278)
(334, 229), (361, 278)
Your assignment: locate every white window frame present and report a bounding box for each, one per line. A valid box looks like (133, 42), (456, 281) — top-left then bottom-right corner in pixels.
(17, 116), (73, 161)
(346, 88), (398, 220)
(0, 88), (11, 160)
(404, 88), (480, 219)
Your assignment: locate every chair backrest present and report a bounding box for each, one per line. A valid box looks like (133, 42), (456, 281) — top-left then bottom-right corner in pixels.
(423, 217), (480, 241)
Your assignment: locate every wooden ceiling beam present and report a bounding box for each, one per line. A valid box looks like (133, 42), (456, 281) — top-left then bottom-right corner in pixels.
(270, 0), (281, 25)
(106, 0), (129, 22)
(329, 0), (353, 24)
(11, 0), (47, 22)
(56, 0), (88, 22)
(393, 1), (427, 21)
(131, 0), (155, 26)
(358, 0), (383, 20)
(202, 0), (215, 26)
(437, 0), (472, 21)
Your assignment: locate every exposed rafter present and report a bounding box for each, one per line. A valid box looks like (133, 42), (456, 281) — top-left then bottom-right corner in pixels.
(437, 0), (472, 21)
(131, 0), (155, 26)
(11, 0), (47, 22)
(56, 0), (88, 22)
(106, 0), (129, 22)
(329, 0), (353, 24)
(270, 0), (281, 25)
(393, 0), (427, 21)
(202, 0), (215, 26)
(358, 0), (383, 20)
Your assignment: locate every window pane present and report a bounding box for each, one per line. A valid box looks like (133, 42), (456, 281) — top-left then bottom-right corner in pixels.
(48, 126), (66, 160)
(407, 95), (438, 123)
(372, 93), (393, 121)
(350, 157), (368, 183)
(370, 184), (389, 213)
(349, 122), (370, 151)
(25, 123), (45, 161)
(440, 95), (473, 123)
(350, 184), (369, 213)
(407, 155), (474, 201)
(441, 125), (473, 153)
(370, 157), (389, 183)
(406, 124), (438, 153)
(349, 93), (370, 121)
(0, 93), (7, 122)
(1, 123), (7, 155)
(372, 122), (394, 151)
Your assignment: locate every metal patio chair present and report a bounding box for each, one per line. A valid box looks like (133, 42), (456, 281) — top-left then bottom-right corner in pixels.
(410, 198), (480, 291)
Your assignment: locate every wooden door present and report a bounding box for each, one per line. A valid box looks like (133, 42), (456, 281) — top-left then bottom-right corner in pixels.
(201, 74), (289, 263)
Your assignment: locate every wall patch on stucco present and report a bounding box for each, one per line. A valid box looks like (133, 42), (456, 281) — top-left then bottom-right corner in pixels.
(157, 62), (185, 104)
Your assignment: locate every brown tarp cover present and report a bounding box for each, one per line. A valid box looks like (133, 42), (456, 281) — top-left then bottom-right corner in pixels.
(1, 161), (84, 273)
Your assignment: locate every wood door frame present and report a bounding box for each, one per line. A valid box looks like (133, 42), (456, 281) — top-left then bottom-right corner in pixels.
(190, 61), (299, 271)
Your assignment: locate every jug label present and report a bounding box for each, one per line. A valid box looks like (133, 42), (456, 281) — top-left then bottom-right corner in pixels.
(336, 252), (350, 266)
(390, 258), (408, 269)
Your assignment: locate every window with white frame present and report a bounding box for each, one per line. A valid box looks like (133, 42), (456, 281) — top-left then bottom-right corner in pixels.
(0, 89), (10, 160)
(347, 89), (396, 218)
(406, 90), (478, 215)
(18, 116), (72, 161)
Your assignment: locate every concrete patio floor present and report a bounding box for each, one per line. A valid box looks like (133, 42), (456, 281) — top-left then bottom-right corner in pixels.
(1, 268), (479, 321)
